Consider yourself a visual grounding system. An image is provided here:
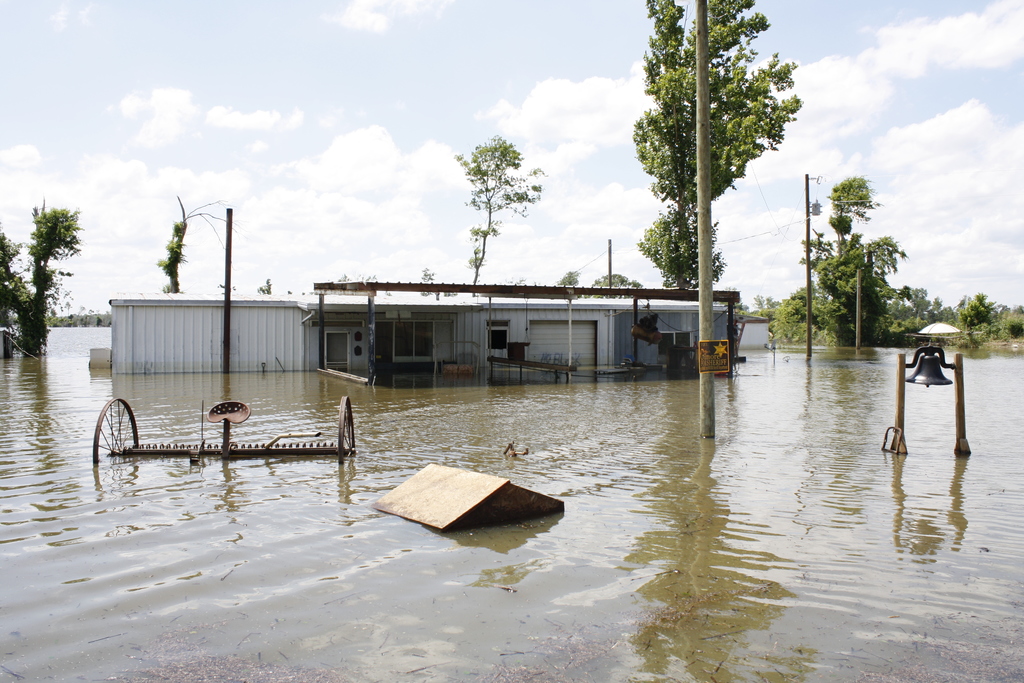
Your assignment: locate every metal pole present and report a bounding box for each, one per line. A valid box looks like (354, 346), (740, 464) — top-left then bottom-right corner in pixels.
(567, 293), (573, 377)
(318, 293), (326, 370)
(223, 207), (233, 374)
(727, 301), (735, 377)
(805, 174), (812, 360)
(632, 297), (638, 361)
(367, 295), (376, 385)
(696, 0), (714, 438)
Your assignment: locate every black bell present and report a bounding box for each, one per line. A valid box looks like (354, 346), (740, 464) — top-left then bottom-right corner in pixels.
(905, 346), (953, 387)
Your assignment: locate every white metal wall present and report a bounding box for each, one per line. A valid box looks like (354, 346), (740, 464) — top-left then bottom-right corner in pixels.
(111, 301), (306, 374)
(458, 302), (618, 368)
(528, 320), (597, 366)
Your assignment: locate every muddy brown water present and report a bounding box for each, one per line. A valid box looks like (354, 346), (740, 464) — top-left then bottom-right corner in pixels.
(2, 328), (1023, 682)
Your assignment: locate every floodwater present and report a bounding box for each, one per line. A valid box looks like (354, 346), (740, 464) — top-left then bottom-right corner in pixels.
(3, 328), (1024, 682)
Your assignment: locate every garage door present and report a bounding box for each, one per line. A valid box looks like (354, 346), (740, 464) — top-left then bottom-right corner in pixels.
(528, 320), (597, 367)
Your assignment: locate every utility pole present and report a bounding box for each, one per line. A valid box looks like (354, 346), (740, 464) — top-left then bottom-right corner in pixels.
(607, 239), (613, 290)
(223, 208), (233, 375)
(804, 174), (812, 360)
(855, 268), (863, 350)
(696, 0), (714, 438)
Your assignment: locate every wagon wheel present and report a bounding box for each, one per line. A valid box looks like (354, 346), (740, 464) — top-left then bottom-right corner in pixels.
(337, 396), (355, 456)
(92, 398), (140, 465)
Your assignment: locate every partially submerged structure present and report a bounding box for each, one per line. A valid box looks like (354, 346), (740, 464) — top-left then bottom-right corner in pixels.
(108, 281), (749, 379)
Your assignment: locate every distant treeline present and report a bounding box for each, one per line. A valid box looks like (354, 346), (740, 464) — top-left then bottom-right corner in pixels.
(47, 311), (112, 328)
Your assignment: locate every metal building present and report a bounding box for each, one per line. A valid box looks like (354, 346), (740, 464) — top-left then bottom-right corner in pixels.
(110, 294), (306, 374)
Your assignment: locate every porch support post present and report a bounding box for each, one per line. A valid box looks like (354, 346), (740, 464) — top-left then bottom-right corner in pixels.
(318, 293), (325, 370)
(368, 295), (376, 385)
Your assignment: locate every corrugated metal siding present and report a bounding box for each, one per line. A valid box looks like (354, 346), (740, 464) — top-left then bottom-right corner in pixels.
(111, 302), (305, 374)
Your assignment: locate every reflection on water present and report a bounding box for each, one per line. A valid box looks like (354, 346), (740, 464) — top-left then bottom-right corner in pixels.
(2, 329), (1024, 681)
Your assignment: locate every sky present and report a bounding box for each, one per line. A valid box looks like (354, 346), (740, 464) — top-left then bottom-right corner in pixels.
(1, 0), (1022, 314)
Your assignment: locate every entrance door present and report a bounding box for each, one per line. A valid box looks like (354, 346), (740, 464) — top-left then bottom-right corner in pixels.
(529, 320), (597, 367)
(326, 331), (349, 371)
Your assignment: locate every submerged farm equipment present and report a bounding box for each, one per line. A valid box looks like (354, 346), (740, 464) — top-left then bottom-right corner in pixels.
(92, 397), (355, 465)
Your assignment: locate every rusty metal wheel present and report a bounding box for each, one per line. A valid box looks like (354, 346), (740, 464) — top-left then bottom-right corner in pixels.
(92, 398), (139, 465)
(337, 396), (355, 456)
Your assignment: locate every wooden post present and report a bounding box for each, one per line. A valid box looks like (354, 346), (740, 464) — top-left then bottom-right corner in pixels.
(894, 353), (907, 454)
(856, 268), (863, 350)
(954, 352), (970, 456)
(367, 295), (376, 386)
(805, 174), (812, 360)
(223, 208), (233, 374)
(318, 293), (326, 370)
(695, 0), (714, 438)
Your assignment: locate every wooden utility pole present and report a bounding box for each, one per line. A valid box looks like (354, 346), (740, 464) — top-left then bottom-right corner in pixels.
(223, 208), (233, 374)
(608, 239), (613, 290)
(855, 268), (863, 350)
(805, 174), (812, 360)
(696, 0), (714, 438)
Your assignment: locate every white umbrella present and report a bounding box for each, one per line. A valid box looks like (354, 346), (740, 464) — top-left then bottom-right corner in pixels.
(918, 322), (961, 335)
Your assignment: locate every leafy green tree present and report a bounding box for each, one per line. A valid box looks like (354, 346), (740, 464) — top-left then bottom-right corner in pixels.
(827, 176), (880, 256)
(634, 0), (801, 287)
(959, 293), (994, 331)
(583, 273), (644, 298)
(889, 287), (957, 328)
(456, 137), (543, 286)
(769, 288), (814, 342)
(0, 205), (83, 355)
(257, 279), (272, 295)
(809, 179), (906, 346)
(591, 273), (644, 289)
(556, 271), (580, 287)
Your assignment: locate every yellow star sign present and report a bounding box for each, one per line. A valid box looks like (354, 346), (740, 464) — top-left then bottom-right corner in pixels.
(714, 342), (729, 356)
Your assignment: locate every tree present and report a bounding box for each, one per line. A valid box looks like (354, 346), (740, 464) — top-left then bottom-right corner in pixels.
(556, 271), (580, 287)
(456, 137), (543, 285)
(257, 279), (272, 295)
(808, 178), (906, 345)
(827, 176), (881, 256)
(592, 273), (644, 289)
(157, 197), (223, 293)
(959, 293), (994, 331)
(634, 0), (801, 287)
(0, 205), (83, 356)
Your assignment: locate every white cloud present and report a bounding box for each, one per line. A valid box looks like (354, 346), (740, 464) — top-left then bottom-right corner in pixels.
(864, 0), (1024, 78)
(865, 100), (1024, 299)
(50, 4), (69, 31)
(49, 1), (97, 31)
(289, 125), (463, 194)
(246, 141), (270, 154)
(119, 88), (199, 148)
(322, 0), (454, 33)
(79, 3), (97, 26)
(483, 62), (650, 148)
(206, 106), (304, 131)
(0, 145), (43, 169)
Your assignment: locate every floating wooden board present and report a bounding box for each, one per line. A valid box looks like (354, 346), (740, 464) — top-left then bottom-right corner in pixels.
(372, 463), (564, 531)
